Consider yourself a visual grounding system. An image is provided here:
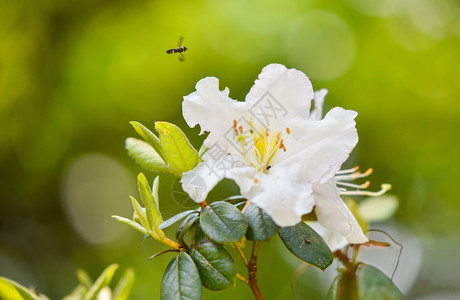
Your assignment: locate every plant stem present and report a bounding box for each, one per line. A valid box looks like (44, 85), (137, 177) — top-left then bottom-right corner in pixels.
(233, 243), (249, 266)
(333, 249), (359, 300)
(248, 241), (263, 300)
(199, 200), (208, 209)
(236, 272), (249, 284)
(161, 237), (181, 250)
(241, 200), (251, 213)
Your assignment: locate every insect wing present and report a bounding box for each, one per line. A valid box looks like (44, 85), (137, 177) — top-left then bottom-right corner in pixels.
(178, 52), (185, 62)
(177, 36), (184, 47)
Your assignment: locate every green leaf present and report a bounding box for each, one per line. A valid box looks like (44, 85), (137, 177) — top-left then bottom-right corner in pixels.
(84, 264), (119, 300)
(76, 269), (92, 289)
(155, 122), (199, 175)
(130, 196), (149, 231)
(199, 201), (248, 243)
(160, 210), (197, 230)
(176, 213), (199, 241)
(189, 226), (236, 291)
(161, 253), (201, 300)
(130, 121), (167, 163)
(113, 268), (135, 300)
(357, 264), (404, 300)
(244, 204), (279, 241)
(125, 138), (170, 173)
(152, 176), (161, 212)
(112, 215), (150, 235)
(138, 173), (162, 229)
(279, 222), (333, 270)
(0, 276), (42, 300)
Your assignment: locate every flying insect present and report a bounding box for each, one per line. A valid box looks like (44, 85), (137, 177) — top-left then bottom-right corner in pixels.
(166, 36), (188, 62)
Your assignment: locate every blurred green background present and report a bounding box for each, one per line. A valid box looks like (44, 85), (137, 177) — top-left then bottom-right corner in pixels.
(1, 0), (459, 299)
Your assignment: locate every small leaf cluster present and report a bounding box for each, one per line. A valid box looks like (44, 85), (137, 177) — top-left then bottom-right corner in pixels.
(126, 121), (199, 176)
(0, 264), (134, 300)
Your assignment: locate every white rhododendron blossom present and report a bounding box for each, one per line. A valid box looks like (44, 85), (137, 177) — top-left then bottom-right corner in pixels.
(180, 64), (367, 247)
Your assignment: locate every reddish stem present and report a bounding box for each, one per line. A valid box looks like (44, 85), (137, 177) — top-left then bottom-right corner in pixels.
(248, 241), (264, 300)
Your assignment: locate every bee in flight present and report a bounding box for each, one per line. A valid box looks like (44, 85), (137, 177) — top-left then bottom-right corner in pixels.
(166, 36), (188, 62)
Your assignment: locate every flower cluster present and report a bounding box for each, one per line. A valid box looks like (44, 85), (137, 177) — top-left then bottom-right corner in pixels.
(181, 64), (372, 250)
(115, 63), (401, 300)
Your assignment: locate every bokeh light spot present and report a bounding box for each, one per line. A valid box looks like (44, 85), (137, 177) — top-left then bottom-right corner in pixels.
(61, 153), (135, 245)
(285, 11), (355, 81)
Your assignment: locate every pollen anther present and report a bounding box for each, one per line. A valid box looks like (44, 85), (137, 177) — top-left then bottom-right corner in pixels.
(279, 139), (286, 152)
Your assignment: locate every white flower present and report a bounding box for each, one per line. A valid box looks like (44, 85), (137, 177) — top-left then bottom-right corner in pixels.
(309, 165), (392, 251)
(310, 178), (367, 252)
(181, 64), (360, 229)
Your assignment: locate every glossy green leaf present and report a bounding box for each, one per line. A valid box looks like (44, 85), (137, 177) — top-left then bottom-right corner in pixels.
(112, 215), (149, 235)
(244, 204), (279, 241)
(137, 173), (162, 229)
(176, 213), (199, 241)
(357, 264), (404, 300)
(125, 138), (170, 173)
(161, 253), (201, 300)
(0, 277), (42, 300)
(155, 122), (199, 175)
(130, 121), (167, 162)
(160, 210), (197, 230)
(190, 226), (236, 291)
(84, 264), (119, 300)
(279, 222), (333, 270)
(113, 268), (135, 300)
(199, 201), (248, 243)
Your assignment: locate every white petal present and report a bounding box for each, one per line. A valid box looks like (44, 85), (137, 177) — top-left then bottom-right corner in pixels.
(308, 221), (348, 252)
(278, 107), (358, 184)
(225, 166), (257, 194)
(313, 179), (368, 246)
(245, 64), (314, 130)
(182, 77), (250, 148)
(228, 164), (315, 227)
(310, 88), (328, 120)
(181, 151), (227, 203)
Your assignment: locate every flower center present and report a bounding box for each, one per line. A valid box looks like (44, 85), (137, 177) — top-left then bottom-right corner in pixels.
(232, 119), (290, 171)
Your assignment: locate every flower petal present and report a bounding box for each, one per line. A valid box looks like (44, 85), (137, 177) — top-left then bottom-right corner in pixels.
(278, 107), (358, 184)
(313, 179), (368, 247)
(245, 64), (314, 129)
(227, 164), (315, 227)
(181, 151), (226, 203)
(310, 88), (328, 120)
(182, 77), (250, 148)
(307, 221), (348, 252)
